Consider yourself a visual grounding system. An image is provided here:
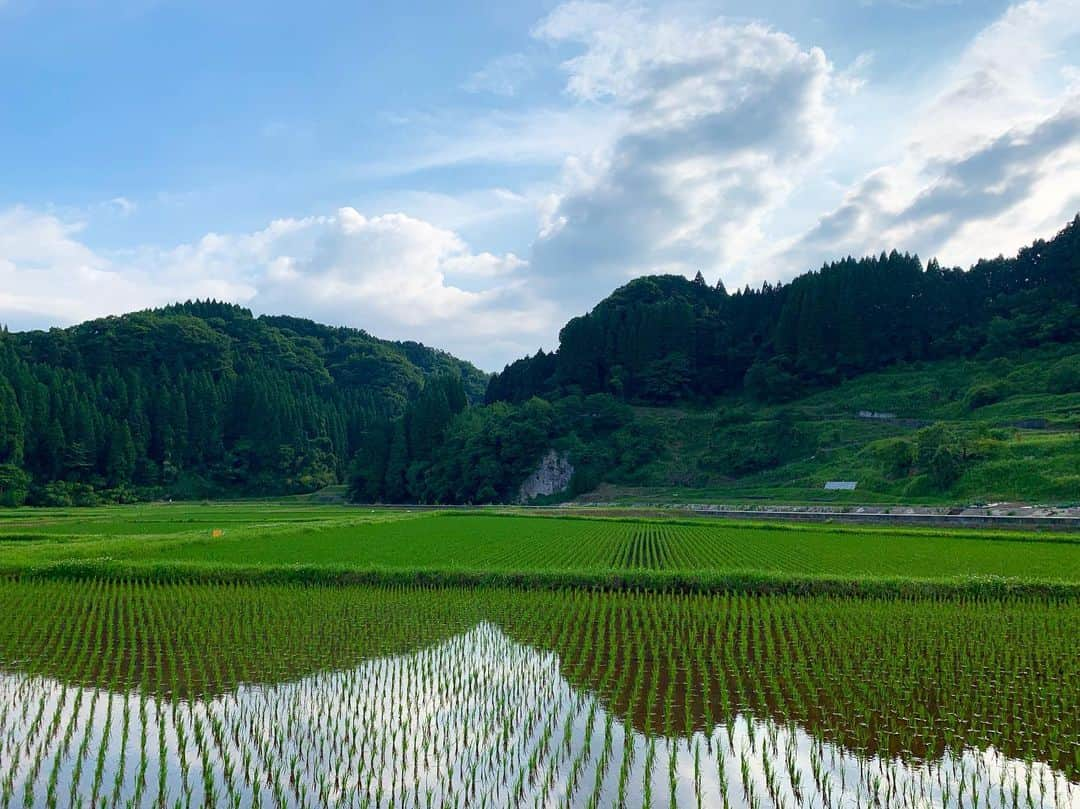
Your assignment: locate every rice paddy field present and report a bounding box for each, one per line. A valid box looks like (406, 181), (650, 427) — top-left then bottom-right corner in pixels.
(3, 506), (1079, 593)
(0, 504), (1078, 808)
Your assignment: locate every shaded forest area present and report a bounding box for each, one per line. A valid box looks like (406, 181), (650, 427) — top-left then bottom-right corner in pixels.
(0, 302), (486, 505)
(488, 215), (1080, 405)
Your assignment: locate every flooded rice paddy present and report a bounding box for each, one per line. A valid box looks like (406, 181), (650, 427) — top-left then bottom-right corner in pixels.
(0, 580), (1076, 808)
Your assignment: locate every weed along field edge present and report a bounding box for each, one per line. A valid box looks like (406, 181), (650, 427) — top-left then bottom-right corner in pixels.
(0, 504), (1078, 808)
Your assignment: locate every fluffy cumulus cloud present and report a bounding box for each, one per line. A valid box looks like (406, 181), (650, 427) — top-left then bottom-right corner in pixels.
(776, 0), (1080, 274)
(0, 206), (551, 369)
(0, 207), (236, 332)
(529, 2), (839, 307)
(527, 0), (1079, 301)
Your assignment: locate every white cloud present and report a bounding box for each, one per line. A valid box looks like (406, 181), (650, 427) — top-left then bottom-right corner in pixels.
(913, 0), (1080, 158)
(0, 207), (101, 272)
(463, 52), (535, 96)
(863, 1), (962, 8)
(363, 187), (535, 234)
(529, 2), (840, 308)
(0, 206), (555, 370)
(776, 0), (1080, 276)
(354, 106), (623, 179)
(0, 207), (254, 331)
(107, 196), (137, 216)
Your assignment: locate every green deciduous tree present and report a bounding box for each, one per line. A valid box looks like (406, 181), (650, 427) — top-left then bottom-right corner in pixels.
(0, 464), (30, 506)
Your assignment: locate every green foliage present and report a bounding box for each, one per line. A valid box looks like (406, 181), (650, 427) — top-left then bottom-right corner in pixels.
(637, 352), (693, 401)
(701, 416), (813, 476)
(743, 358), (803, 403)
(867, 438), (915, 480)
(33, 480), (102, 507)
(1048, 354), (1080, 393)
(350, 391), (633, 504)
(450, 218), (1080, 505)
(349, 375), (473, 503)
(929, 445), (962, 490)
(424, 399), (557, 503)
(914, 424), (958, 469)
(4, 217), (1079, 509)
(430, 344), (1078, 507)
(608, 420), (665, 478)
(964, 382), (1006, 409)
(0, 463), (29, 506)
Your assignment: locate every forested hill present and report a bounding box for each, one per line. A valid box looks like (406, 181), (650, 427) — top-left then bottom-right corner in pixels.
(349, 215), (1079, 506)
(487, 215), (1080, 405)
(0, 302), (487, 505)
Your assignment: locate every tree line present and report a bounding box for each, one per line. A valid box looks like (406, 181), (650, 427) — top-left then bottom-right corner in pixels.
(347, 382), (633, 504)
(0, 302), (486, 505)
(487, 215), (1080, 406)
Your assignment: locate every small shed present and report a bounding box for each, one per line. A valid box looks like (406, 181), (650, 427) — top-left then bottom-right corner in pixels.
(824, 481), (858, 491)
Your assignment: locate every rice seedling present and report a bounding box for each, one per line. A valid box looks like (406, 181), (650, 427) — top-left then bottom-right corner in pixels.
(4, 508), (1078, 599)
(0, 577), (1074, 807)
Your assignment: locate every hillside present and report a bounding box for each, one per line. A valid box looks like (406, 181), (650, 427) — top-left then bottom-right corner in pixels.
(351, 216), (1080, 506)
(0, 302), (487, 505)
(570, 345), (1080, 505)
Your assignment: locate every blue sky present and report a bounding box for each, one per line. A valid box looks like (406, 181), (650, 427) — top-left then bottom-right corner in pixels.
(1, 0), (1078, 369)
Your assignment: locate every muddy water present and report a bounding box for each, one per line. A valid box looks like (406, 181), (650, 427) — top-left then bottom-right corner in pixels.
(1, 622), (1076, 809)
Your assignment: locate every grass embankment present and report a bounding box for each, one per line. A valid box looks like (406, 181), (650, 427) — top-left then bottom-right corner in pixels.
(1, 507), (1077, 598)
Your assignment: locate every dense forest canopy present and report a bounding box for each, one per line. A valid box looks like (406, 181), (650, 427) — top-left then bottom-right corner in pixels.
(0, 302), (486, 505)
(487, 215), (1080, 406)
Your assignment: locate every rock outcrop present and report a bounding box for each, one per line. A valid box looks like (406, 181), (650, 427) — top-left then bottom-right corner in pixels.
(517, 450), (574, 503)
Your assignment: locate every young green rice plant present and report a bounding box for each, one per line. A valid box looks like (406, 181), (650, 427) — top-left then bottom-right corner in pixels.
(0, 578), (1077, 808)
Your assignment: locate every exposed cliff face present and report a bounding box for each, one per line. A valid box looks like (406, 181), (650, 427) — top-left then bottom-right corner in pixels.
(518, 450), (574, 503)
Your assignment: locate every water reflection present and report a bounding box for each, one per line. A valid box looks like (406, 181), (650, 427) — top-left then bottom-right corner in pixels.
(1, 623), (1076, 809)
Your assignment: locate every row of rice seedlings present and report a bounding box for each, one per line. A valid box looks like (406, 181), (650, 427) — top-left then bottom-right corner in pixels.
(611, 526), (676, 571)
(0, 579), (1076, 807)
(493, 588), (1080, 784)
(480, 521), (623, 572)
(10, 509), (1080, 584)
(658, 524), (806, 573)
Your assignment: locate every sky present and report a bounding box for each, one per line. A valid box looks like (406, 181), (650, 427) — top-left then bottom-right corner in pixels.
(1, 0), (1078, 371)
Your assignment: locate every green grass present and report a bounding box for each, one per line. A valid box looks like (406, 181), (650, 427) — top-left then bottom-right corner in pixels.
(113, 514), (1080, 580)
(2, 505), (1077, 597)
